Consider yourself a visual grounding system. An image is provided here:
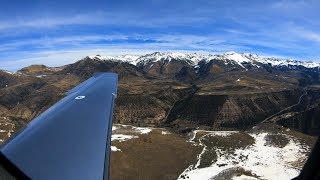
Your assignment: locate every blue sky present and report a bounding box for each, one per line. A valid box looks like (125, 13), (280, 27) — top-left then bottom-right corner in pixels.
(0, 0), (320, 71)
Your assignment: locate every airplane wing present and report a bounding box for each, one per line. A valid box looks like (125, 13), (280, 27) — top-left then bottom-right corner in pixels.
(294, 137), (320, 180)
(0, 73), (118, 180)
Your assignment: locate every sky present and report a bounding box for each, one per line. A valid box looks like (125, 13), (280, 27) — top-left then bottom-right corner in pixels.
(0, 0), (320, 71)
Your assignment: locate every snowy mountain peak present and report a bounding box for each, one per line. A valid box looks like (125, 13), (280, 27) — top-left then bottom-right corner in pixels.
(88, 52), (320, 69)
(88, 54), (141, 65)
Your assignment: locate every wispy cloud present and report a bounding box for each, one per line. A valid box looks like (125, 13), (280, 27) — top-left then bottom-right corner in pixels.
(290, 26), (320, 43)
(272, 0), (309, 9)
(0, 12), (109, 30)
(1, 0), (320, 71)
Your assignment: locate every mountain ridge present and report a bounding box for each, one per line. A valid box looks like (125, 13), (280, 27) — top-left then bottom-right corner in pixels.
(88, 51), (320, 70)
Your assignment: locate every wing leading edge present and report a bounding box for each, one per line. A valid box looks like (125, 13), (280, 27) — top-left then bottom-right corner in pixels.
(0, 73), (118, 180)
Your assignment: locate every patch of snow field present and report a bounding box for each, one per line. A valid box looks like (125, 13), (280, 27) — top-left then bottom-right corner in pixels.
(133, 127), (152, 134)
(111, 134), (138, 142)
(179, 132), (307, 180)
(111, 146), (121, 152)
(232, 174), (258, 180)
(188, 131), (197, 142)
(112, 126), (118, 131)
(209, 131), (238, 137)
(189, 130), (238, 142)
(161, 131), (170, 135)
(112, 124), (153, 134)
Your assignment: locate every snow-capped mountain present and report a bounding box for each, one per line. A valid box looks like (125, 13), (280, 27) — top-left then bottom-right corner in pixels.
(89, 54), (141, 65)
(89, 52), (320, 69)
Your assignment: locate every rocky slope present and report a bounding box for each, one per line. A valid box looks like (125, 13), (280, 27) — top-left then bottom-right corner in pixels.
(264, 87), (320, 136)
(165, 90), (303, 129)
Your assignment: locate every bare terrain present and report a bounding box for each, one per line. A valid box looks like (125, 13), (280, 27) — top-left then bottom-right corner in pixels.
(110, 124), (316, 180)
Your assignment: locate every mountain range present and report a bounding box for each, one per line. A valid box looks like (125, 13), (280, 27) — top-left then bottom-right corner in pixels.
(0, 51), (319, 143)
(90, 52), (320, 69)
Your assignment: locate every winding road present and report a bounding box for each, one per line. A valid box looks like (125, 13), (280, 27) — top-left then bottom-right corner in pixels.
(261, 89), (308, 123)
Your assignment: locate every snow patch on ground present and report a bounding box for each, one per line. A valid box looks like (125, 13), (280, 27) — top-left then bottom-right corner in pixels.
(111, 134), (138, 142)
(133, 127), (152, 134)
(111, 146), (121, 152)
(113, 124), (130, 127)
(208, 131), (238, 137)
(161, 131), (170, 135)
(36, 75), (47, 78)
(112, 126), (118, 131)
(179, 132), (307, 180)
(232, 174), (258, 180)
(188, 131), (197, 142)
(112, 124), (153, 134)
(188, 130), (237, 143)
(111, 124), (153, 145)
(0, 120), (15, 140)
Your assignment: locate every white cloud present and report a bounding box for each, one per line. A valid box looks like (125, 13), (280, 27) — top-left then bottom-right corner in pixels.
(2, 30), (320, 72)
(292, 28), (320, 43)
(272, 0), (309, 9)
(0, 35), (131, 52)
(0, 12), (109, 30)
(0, 48), (155, 71)
(0, 9), (214, 32)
